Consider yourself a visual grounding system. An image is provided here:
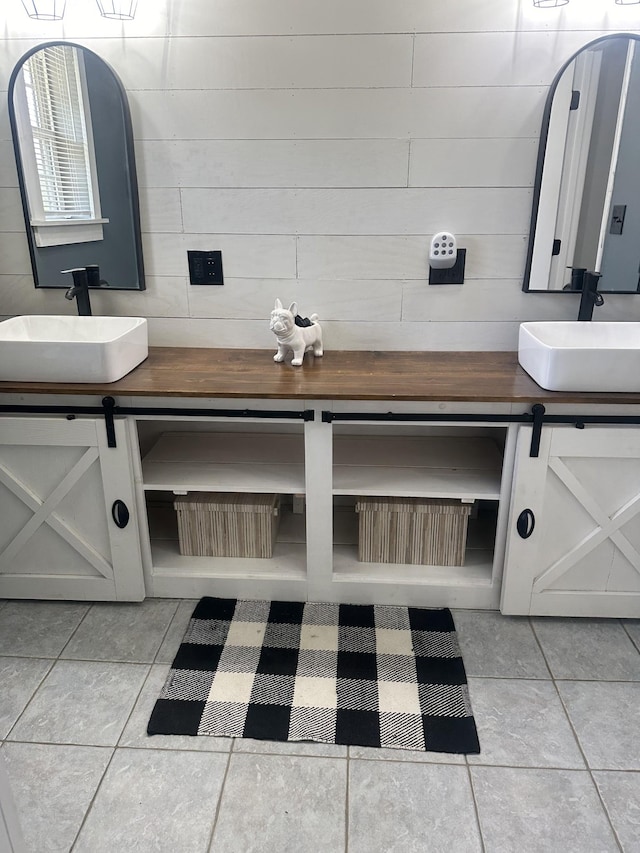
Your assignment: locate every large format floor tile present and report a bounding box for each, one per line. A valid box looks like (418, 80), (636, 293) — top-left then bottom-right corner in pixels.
(0, 601), (89, 657)
(557, 680), (640, 770)
(593, 770), (640, 851)
(119, 664), (232, 753)
(211, 752), (347, 853)
(466, 677), (584, 768)
(8, 660), (149, 746)
(532, 617), (640, 680)
(60, 599), (179, 663)
(0, 657), (52, 739)
(1, 741), (112, 853)
(452, 610), (550, 679)
(348, 759), (481, 853)
(471, 766), (618, 852)
(74, 747), (228, 853)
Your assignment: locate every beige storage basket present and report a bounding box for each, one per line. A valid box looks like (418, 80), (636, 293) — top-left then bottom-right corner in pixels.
(355, 497), (472, 566)
(174, 492), (280, 558)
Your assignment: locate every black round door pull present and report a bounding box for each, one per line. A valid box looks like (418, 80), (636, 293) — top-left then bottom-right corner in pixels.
(112, 500), (130, 529)
(516, 508), (535, 539)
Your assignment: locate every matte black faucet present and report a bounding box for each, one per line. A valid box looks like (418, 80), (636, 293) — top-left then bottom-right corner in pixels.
(577, 271), (604, 321)
(62, 268), (92, 316)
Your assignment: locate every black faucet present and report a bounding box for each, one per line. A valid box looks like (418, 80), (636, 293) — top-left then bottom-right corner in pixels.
(577, 270), (604, 321)
(62, 268), (92, 316)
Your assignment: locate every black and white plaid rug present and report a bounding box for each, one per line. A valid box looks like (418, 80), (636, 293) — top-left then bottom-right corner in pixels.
(147, 597), (479, 754)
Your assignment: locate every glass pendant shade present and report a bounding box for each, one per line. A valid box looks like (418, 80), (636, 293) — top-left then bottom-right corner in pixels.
(95, 0), (138, 18)
(615, 0), (640, 5)
(533, 0), (569, 6)
(21, 0), (66, 19)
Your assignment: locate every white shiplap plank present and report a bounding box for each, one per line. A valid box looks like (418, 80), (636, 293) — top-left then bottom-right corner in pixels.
(130, 88), (545, 140)
(187, 278), (402, 321)
(0, 189), (24, 232)
(402, 280), (582, 323)
(89, 35), (414, 91)
(409, 139), (538, 188)
(136, 140), (410, 189)
(163, 0), (638, 36)
(181, 188), (532, 236)
(0, 143), (19, 187)
(297, 235), (528, 281)
(138, 188), (183, 234)
(91, 277), (189, 319)
(412, 31), (606, 89)
(146, 317), (521, 351)
(142, 233), (297, 278)
(0, 234), (31, 276)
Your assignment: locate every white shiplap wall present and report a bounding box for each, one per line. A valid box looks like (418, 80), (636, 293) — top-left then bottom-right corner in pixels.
(0, 0), (639, 351)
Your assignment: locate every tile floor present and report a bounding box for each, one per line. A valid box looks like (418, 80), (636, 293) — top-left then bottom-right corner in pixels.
(1, 598), (639, 852)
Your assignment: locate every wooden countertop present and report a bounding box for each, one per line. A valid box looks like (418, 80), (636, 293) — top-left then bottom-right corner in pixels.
(0, 348), (639, 404)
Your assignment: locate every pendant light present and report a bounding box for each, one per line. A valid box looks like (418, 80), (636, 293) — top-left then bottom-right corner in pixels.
(21, 0), (66, 19)
(95, 0), (138, 18)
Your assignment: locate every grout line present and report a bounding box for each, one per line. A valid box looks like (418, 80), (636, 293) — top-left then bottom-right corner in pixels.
(115, 663), (156, 749)
(620, 619), (640, 655)
(206, 746), (234, 852)
(56, 604), (94, 660)
(69, 745), (118, 852)
(345, 747), (350, 853)
(3, 657), (56, 742)
(151, 598), (182, 664)
(465, 761), (486, 853)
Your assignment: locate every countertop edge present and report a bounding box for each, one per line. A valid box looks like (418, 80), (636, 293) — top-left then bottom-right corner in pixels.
(0, 348), (639, 405)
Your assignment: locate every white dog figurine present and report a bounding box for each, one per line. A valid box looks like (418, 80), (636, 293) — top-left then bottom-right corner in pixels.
(270, 299), (323, 366)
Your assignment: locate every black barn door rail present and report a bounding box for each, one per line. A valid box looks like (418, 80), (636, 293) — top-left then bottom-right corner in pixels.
(322, 404), (640, 458)
(0, 396), (314, 449)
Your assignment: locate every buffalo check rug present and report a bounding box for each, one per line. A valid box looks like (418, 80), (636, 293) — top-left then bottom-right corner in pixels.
(147, 597), (480, 754)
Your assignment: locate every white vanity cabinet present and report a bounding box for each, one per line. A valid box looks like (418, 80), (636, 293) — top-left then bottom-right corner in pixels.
(3, 381), (640, 617)
(0, 415), (144, 601)
(501, 424), (640, 617)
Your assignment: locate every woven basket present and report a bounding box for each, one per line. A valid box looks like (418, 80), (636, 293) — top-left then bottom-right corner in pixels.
(174, 492), (280, 558)
(355, 497), (472, 566)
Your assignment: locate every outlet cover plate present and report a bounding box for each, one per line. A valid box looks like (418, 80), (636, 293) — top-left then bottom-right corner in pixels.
(188, 250), (224, 285)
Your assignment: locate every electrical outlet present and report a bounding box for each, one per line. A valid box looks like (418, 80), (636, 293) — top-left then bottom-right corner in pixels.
(188, 250), (224, 285)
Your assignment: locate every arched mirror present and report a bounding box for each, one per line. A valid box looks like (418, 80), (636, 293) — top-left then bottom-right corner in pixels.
(524, 33), (640, 294)
(8, 41), (145, 290)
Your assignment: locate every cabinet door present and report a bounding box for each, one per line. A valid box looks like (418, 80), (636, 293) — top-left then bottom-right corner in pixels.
(0, 417), (144, 601)
(501, 425), (640, 617)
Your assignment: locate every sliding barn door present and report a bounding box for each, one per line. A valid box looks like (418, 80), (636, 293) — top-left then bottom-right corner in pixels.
(0, 416), (144, 601)
(502, 425), (640, 617)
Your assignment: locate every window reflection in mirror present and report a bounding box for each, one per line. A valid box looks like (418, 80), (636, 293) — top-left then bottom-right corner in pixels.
(8, 42), (145, 291)
(524, 34), (640, 294)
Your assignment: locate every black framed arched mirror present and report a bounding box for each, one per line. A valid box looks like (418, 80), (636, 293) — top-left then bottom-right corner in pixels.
(8, 41), (145, 291)
(524, 33), (640, 294)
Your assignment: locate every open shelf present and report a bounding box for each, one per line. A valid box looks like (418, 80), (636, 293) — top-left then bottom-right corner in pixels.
(141, 432), (305, 494)
(150, 539), (306, 581)
(145, 494), (307, 582)
(331, 500), (498, 587)
(332, 435), (503, 500)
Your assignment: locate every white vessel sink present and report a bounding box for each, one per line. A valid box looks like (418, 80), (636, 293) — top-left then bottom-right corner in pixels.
(0, 315), (148, 383)
(518, 321), (640, 393)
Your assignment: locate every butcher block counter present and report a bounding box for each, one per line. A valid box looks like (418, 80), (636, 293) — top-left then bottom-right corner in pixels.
(0, 348), (639, 404)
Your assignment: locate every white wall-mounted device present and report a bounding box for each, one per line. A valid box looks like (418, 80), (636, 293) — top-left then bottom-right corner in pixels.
(429, 232), (458, 269)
